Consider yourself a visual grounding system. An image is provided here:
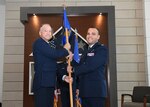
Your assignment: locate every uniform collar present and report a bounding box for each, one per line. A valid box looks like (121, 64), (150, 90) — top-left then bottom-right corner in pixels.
(89, 44), (94, 48)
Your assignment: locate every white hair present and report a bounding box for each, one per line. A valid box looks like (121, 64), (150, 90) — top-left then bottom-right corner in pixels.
(39, 24), (51, 33)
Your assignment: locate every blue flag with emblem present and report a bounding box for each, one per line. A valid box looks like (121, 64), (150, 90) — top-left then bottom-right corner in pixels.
(62, 8), (71, 45)
(63, 8), (80, 63)
(73, 31), (80, 63)
(63, 8), (71, 30)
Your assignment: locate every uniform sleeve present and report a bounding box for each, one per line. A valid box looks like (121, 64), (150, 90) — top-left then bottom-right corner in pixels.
(34, 40), (69, 59)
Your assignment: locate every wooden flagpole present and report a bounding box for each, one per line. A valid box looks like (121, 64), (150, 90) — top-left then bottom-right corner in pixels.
(65, 28), (74, 107)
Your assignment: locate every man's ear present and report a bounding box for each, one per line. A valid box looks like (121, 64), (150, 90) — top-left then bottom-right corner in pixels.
(39, 32), (41, 36)
(98, 34), (100, 40)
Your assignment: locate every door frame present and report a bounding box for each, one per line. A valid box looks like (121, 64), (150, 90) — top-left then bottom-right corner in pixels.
(20, 6), (117, 107)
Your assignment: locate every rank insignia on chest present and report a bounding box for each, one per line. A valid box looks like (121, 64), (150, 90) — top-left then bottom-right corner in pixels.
(49, 41), (56, 48)
(87, 52), (95, 56)
(50, 45), (56, 48)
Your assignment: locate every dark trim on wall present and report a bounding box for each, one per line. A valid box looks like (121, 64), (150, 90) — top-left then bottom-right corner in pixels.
(20, 6), (114, 23)
(20, 6), (117, 107)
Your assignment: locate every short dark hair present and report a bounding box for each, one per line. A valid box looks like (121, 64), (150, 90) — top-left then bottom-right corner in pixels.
(88, 27), (100, 35)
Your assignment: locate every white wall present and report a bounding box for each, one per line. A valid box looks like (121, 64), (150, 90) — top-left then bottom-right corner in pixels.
(0, 4), (5, 103)
(0, 0), (5, 5)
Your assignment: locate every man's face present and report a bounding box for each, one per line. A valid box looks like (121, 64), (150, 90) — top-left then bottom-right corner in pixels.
(39, 25), (52, 41)
(86, 28), (100, 45)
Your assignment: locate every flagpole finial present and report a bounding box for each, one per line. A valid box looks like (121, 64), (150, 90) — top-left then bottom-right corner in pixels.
(62, 3), (66, 9)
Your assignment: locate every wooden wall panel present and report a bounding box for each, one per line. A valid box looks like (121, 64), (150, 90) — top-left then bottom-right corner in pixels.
(24, 14), (108, 107)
